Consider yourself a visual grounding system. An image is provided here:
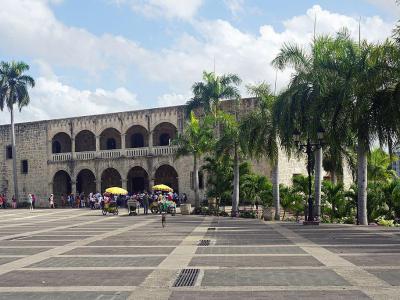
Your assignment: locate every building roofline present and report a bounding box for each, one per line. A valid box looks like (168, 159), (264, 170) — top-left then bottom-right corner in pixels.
(0, 97), (256, 128)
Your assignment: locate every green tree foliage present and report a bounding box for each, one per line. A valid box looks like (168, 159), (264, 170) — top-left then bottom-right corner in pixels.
(0, 61), (35, 202)
(174, 112), (214, 207)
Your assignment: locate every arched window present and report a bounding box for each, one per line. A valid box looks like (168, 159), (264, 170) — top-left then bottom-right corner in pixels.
(131, 133), (144, 148)
(107, 138), (116, 150)
(159, 133), (170, 146)
(52, 141), (61, 153)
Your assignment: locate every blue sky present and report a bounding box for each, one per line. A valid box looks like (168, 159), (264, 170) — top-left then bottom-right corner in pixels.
(0, 0), (398, 124)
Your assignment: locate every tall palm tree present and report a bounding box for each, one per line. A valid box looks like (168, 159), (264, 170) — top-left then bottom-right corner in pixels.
(173, 112), (214, 208)
(272, 36), (335, 220)
(0, 61), (35, 203)
(215, 109), (242, 216)
(240, 83), (280, 220)
(186, 71), (241, 117)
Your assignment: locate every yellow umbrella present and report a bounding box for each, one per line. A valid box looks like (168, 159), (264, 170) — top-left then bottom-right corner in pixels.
(152, 184), (173, 192)
(105, 187), (128, 195)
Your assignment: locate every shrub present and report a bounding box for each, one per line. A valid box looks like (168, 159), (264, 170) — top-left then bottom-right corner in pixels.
(376, 216), (395, 227)
(239, 210), (256, 219)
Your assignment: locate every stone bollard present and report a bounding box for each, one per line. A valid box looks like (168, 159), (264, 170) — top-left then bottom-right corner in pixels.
(263, 207), (273, 221)
(180, 203), (192, 215)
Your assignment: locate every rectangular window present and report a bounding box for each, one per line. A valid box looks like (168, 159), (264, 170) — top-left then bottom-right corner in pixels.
(199, 171), (204, 190)
(21, 160), (28, 174)
(6, 145), (12, 159)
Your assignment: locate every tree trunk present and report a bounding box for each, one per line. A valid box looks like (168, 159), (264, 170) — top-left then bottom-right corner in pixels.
(232, 143), (240, 216)
(331, 171), (337, 185)
(357, 136), (368, 225)
(193, 154), (200, 208)
(10, 106), (19, 203)
(314, 147), (322, 220)
(272, 161), (280, 220)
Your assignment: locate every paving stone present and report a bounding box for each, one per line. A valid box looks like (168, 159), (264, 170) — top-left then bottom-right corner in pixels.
(326, 246), (400, 254)
(201, 269), (350, 286)
(196, 246), (306, 255)
(342, 254), (400, 266)
(169, 291), (371, 300)
(89, 240), (181, 246)
(62, 247), (175, 255)
(0, 257), (22, 265)
(0, 292), (130, 300)
(0, 270), (152, 286)
(0, 248), (50, 255)
(367, 269), (400, 286)
(190, 255), (322, 267)
(27, 256), (166, 268)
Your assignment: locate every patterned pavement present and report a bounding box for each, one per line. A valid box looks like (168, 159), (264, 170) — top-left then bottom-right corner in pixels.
(0, 209), (399, 299)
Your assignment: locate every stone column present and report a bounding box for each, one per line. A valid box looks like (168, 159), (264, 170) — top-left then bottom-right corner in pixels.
(121, 133), (126, 156)
(71, 180), (77, 196)
(122, 179), (127, 190)
(95, 179), (101, 194)
(95, 135), (100, 158)
(71, 138), (76, 160)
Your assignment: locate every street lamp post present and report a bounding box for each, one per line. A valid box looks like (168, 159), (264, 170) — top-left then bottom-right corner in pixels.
(293, 128), (324, 225)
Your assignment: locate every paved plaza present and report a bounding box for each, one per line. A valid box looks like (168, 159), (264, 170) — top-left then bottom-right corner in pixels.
(0, 209), (399, 299)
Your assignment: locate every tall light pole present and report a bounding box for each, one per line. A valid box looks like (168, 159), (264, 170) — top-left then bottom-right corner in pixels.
(293, 128), (325, 225)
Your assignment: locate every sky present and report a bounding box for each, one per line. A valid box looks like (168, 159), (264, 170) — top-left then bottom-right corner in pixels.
(0, 0), (399, 124)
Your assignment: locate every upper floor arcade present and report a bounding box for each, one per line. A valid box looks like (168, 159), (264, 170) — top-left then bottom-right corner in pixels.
(50, 121), (178, 162)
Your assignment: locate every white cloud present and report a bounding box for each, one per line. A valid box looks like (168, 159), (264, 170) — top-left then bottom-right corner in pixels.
(114, 0), (203, 20)
(156, 92), (191, 107)
(0, 1), (396, 119)
(224, 0), (244, 17)
(0, 76), (140, 125)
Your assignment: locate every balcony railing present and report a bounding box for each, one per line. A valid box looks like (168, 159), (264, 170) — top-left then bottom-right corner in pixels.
(51, 153), (72, 162)
(153, 146), (177, 156)
(99, 150), (122, 159)
(126, 148), (148, 157)
(75, 151), (96, 160)
(50, 146), (177, 162)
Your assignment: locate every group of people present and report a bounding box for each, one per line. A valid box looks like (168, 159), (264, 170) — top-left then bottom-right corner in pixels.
(0, 194), (17, 209)
(0, 190), (188, 211)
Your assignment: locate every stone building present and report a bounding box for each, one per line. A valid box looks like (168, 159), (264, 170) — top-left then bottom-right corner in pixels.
(0, 98), (310, 207)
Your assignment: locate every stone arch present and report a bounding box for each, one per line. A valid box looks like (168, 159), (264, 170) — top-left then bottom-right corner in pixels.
(125, 125), (149, 148)
(52, 132), (72, 153)
(154, 164), (178, 193)
(153, 122), (177, 146)
(76, 169), (96, 196)
(100, 128), (121, 150)
(75, 130), (96, 152)
(127, 166), (149, 194)
(53, 170), (72, 206)
(101, 168), (122, 192)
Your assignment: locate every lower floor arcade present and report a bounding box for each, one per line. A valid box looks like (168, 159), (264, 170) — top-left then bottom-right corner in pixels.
(52, 164), (179, 205)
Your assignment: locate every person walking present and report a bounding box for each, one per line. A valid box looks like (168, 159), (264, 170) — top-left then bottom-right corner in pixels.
(0, 195), (3, 209)
(28, 193), (33, 211)
(49, 194), (55, 208)
(143, 191), (149, 215)
(32, 194), (36, 209)
(12, 195), (16, 209)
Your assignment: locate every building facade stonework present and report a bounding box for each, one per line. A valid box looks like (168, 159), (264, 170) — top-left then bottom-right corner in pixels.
(0, 99), (312, 207)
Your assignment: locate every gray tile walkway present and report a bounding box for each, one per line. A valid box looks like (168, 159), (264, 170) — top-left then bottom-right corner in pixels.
(0, 209), (399, 299)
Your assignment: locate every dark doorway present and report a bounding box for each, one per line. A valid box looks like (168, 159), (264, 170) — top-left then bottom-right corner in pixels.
(76, 169), (96, 195)
(127, 167), (149, 194)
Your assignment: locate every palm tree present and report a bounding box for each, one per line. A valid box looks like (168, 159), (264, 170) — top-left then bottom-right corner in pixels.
(186, 71), (241, 117)
(368, 148), (397, 184)
(272, 36), (334, 220)
(0, 61), (35, 203)
(215, 109), (243, 216)
(173, 112), (214, 208)
(240, 83), (280, 220)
